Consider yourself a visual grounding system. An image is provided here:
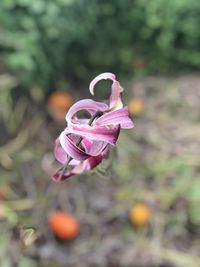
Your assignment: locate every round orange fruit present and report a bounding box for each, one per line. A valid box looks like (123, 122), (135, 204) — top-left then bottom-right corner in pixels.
(48, 211), (80, 240)
(48, 91), (72, 112)
(130, 203), (151, 226)
(128, 98), (144, 116)
(48, 91), (73, 121)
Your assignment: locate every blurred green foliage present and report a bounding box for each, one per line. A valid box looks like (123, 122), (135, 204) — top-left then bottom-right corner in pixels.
(0, 0), (200, 90)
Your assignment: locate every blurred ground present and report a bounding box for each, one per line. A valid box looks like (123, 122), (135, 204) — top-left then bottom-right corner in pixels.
(0, 73), (200, 267)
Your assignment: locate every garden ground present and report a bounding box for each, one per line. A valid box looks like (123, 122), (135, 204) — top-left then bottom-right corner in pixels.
(0, 73), (200, 267)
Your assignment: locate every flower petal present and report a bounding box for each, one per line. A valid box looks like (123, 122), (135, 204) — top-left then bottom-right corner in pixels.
(68, 124), (120, 145)
(89, 73), (124, 111)
(54, 141), (69, 164)
(89, 72), (116, 95)
(54, 138), (82, 165)
(54, 144), (80, 165)
(66, 99), (108, 125)
(95, 107), (134, 129)
(89, 141), (108, 155)
(52, 170), (74, 181)
(109, 81), (124, 110)
(87, 154), (105, 169)
(81, 138), (92, 153)
(52, 154), (105, 182)
(59, 132), (91, 160)
(52, 161), (86, 181)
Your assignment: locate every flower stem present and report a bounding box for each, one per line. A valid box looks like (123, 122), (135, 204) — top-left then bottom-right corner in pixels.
(55, 110), (104, 181)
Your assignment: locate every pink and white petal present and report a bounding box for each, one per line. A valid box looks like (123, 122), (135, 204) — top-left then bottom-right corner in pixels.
(109, 81), (124, 110)
(52, 154), (105, 182)
(52, 161), (87, 181)
(59, 132), (91, 160)
(89, 141), (107, 156)
(68, 124), (120, 145)
(64, 133), (101, 156)
(65, 99), (108, 125)
(81, 138), (92, 153)
(87, 154), (105, 169)
(68, 158), (81, 165)
(100, 143), (109, 156)
(95, 107), (134, 129)
(54, 138), (68, 164)
(60, 129), (106, 156)
(52, 170), (74, 181)
(72, 117), (90, 125)
(74, 118), (90, 125)
(89, 72), (116, 95)
(54, 145), (69, 165)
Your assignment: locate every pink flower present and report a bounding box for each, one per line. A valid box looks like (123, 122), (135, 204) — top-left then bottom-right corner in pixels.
(52, 73), (134, 181)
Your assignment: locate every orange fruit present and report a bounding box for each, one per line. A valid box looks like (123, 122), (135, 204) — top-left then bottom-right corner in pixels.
(130, 203), (151, 226)
(48, 91), (73, 120)
(48, 211), (80, 240)
(48, 91), (72, 112)
(128, 98), (144, 116)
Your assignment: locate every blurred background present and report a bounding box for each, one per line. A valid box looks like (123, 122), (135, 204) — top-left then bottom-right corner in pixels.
(0, 0), (200, 266)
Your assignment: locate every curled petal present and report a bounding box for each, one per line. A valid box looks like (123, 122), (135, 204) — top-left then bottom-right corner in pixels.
(52, 154), (106, 182)
(54, 145), (80, 165)
(72, 116), (90, 125)
(66, 99), (108, 125)
(86, 154), (105, 170)
(68, 124), (120, 145)
(95, 107), (134, 129)
(59, 132), (91, 160)
(54, 139), (69, 164)
(89, 72), (116, 95)
(109, 81), (124, 110)
(81, 139), (107, 157)
(52, 161), (86, 181)
(89, 73), (123, 111)
(53, 172), (74, 181)
(81, 138), (92, 153)
(89, 141), (107, 155)
(54, 137), (79, 165)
